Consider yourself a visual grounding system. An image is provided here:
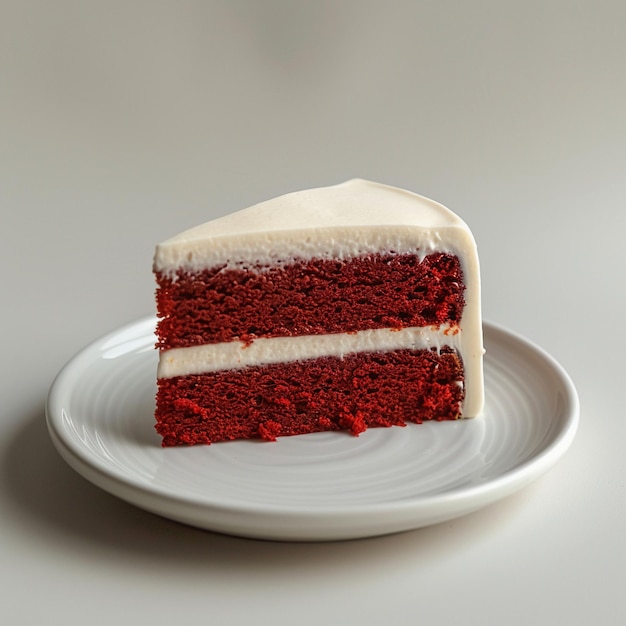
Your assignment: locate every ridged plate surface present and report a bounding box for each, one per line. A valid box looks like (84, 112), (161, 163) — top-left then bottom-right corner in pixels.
(46, 318), (578, 541)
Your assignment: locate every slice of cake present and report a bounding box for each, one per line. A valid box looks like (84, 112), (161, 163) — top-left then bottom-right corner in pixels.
(153, 179), (484, 446)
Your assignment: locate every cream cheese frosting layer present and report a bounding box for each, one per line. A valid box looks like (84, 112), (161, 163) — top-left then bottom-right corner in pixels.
(153, 179), (475, 275)
(157, 325), (462, 379)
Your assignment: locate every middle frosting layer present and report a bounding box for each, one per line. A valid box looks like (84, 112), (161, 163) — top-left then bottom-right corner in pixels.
(157, 324), (463, 379)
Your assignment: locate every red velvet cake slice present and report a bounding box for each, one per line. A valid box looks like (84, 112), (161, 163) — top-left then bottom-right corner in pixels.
(154, 179), (484, 446)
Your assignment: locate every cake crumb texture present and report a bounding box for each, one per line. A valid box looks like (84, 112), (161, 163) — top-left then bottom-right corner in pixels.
(155, 348), (464, 446)
(156, 252), (464, 349)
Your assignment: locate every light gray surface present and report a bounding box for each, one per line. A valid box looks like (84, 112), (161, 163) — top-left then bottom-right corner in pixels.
(1, 2), (623, 624)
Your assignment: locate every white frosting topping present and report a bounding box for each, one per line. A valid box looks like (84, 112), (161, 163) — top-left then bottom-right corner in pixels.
(153, 179), (472, 274)
(155, 179), (484, 416)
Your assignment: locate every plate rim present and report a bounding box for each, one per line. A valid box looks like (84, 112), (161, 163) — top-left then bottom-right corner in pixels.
(45, 317), (580, 538)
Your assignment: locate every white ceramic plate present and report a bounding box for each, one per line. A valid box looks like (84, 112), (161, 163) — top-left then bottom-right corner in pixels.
(46, 318), (578, 541)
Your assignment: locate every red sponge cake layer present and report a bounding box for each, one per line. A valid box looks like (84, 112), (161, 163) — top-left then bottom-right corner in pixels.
(156, 252), (464, 349)
(155, 348), (464, 446)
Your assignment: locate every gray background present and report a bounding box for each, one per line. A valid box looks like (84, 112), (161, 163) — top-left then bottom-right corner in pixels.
(2, 2), (624, 624)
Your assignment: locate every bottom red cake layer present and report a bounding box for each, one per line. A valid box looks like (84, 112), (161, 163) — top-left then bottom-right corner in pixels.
(156, 347), (464, 446)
